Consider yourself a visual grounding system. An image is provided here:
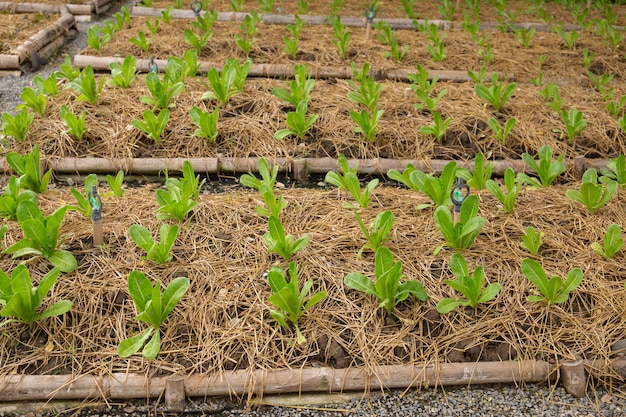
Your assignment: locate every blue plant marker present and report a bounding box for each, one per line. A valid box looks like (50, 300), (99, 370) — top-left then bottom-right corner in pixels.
(191, 0), (202, 16)
(148, 57), (158, 74)
(450, 177), (469, 214)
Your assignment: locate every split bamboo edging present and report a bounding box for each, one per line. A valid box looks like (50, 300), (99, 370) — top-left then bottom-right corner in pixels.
(73, 55), (508, 83)
(0, 0), (115, 16)
(0, 156), (609, 181)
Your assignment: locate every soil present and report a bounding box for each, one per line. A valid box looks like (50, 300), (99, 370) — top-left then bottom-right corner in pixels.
(0, 12), (62, 52)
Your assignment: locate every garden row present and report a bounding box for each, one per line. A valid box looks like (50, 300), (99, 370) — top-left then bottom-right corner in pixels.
(1, 146), (626, 381)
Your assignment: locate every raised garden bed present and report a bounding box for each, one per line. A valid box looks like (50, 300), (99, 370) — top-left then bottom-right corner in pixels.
(1, 0), (626, 411)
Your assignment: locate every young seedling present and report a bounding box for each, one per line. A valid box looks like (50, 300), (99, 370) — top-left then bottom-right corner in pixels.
(105, 170), (125, 197)
(346, 63), (382, 114)
(33, 72), (59, 97)
(130, 223), (178, 264)
(474, 73), (517, 111)
(161, 5), (173, 23)
(408, 64), (447, 113)
(457, 153), (493, 190)
(184, 28), (213, 55)
(520, 226), (543, 256)
(436, 253), (501, 314)
(344, 247), (427, 315)
(68, 173), (98, 219)
(514, 27), (536, 48)
(518, 145), (565, 188)
(17, 87), (47, 116)
(3, 201), (77, 273)
(1, 108), (34, 143)
(263, 216), (310, 260)
(600, 154), (626, 186)
(189, 106), (219, 142)
(0, 265), (72, 327)
(486, 167), (521, 213)
(426, 41), (446, 63)
(566, 168), (617, 215)
(267, 262), (326, 345)
(350, 108), (384, 143)
(131, 109), (170, 145)
(330, 16), (350, 59)
(324, 154), (379, 209)
(240, 157), (278, 191)
(118, 271), (189, 359)
(554, 24), (579, 49)
(5, 145), (51, 194)
(66, 65), (105, 105)
(60, 105), (87, 140)
(591, 224), (623, 259)
(129, 30), (151, 53)
(255, 183), (288, 218)
(201, 59), (251, 106)
(419, 111), (452, 143)
(0, 176), (38, 220)
(87, 26), (111, 54)
(587, 71), (613, 101)
(606, 95), (626, 118)
(272, 64), (314, 107)
(560, 107), (586, 143)
(106, 55), (137, 88)
(540, 82), (563, 112)
(354, 210), (394, 258)
(145, 18), (160, 34)
(521, 258), (582, 305)
(140, 72), (185, 111)
(376, 22), (409, 63)
(487, 117), (516, 144)
(274, 100), (318, 140)
(387, 161), (459, 208)
(192, 10), (217, 33)
(433, 195), (484, 254)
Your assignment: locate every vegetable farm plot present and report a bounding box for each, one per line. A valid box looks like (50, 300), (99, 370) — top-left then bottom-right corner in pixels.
(1, 0), (626, 408)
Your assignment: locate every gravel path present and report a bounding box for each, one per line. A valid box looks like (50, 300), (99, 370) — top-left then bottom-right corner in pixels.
(0, 4), (625, 417)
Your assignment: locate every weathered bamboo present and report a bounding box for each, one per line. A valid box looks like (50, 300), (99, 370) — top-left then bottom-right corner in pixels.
(0, 156), (610, 178)
(0, 361), (553, 402)
(0, 54), (20, 70)
(73, 55), (504, 82)
(475, 21), (581, 32)
(130, 7), (452, 30)
(14, 14), (76, 64)
(0, 69), (22, 77)
(0, 2), (60, 13)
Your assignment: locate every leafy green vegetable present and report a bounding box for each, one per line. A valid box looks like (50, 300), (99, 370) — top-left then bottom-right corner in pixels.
(131, 109), (170, 145)
(591, 223), (623, 259)
(240, 157), (278, 191)
(457, 153), (493, 190)
(560, 107), (586, 143)
(1, 108), (34, 143)
(155, 161), (204, 221)
(267, 262), (326, 345)
(130, 223), (178, 264)
(5, 145), (52, 194)
(387, 161), (459, 208)
(118, 271), (189, 359)
(263, 216), (309, 260)
(201, 59), (251, 105)
(518, 145), (565, 188)
(3, 201), (77, 273)
(433, 195), (484, 254)
(350, 108), (384, 143)
(600, 154), (626, 186)
(485, 167), (521, 213)
(354, 210), (394, 258)
(521, 258), (582, 305)
(324, 154), (378, 209)
(140, 72), (185, 110)
(0, 265), (71, 326)
(189, 106), (219, 142)
(474, 73), (517, 111)
(274, 100), (318, 140)
(17, 87), (47, 116)
(520, 226), (543, 256)
(105, 170), (125, 197)
(272, 64), (314, 107)
(68, 173), (98, 218)
(566, 168), (617, 214)
(107, 55), (137, 88)
(0, 176), (38, 220)
(60, 105), (87, 140)
(344, 247), (427, 315)
(436, 253), (501, 314)
(66, 65), (105, 105)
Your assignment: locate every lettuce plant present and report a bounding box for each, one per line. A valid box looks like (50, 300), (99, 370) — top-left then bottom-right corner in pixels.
(0, 176), (37, 220)
(274, 100), (318, 140)
(105, 170), (125, 197)
(600, 154), (626, 186)
(419, 111), (451, 143)
(66, 66), (105, 105)
(521, 258), (582, 305)
(129, 30), (151, 53)
(202, 59), (251, 106)
(566, 168), (617, 214)
(324, 154), (378, 209)
(263, 216), (309, 261)
(433, 195), (484, 254)
(267, 262), (326, 345)
(3, 201), (77, 273)
(272, 64), (314, 107)
(118, 271), (189, 359)
(591, 224), (623, 259)
(17, 87), (47, 116)
(488, 117), (516, 144)
(189, 106), (219, 142)
(55, 56), (80, 82)
(192, 10), (217, 33)
(184, 28), (212, 54)
(518, 145), (565, 188)
(474, 73), (517, 111)
(408, 64), (447, 113)
(130, 224), (178, 264)
(5, 145), (51, 194)
(1, 108), (34, 143)
(68, 173), (98, 219)
(520, 226), (543, 256)
(107, 55), (137, 88)
(240, 157), (278, 190)
(388, 161), (459, 208)
(140, 72), (185, 110)
(256, 183), (287, 218)
(60, 105), (87, 140)
(354, 210), (394, 258)
(33, 72), (59, 97)
(344, 247), (427, 315)
(132, 109), (169, 145)
(560, 107), (586, 143)
(436, 253), (501, 314)
(330, 16), (350, 58)
(457, 153), (492, 190)
(0, 265), (72, 327)
(155, 161), (204, 221)
(485, 167), (521, 213)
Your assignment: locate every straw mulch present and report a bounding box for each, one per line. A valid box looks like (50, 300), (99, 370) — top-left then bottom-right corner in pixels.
(0, 181), (625, 391)
(0, 12), (61, 53)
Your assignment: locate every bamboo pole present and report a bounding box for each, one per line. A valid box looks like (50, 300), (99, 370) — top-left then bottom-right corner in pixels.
(0, 361), (553, 402)
(0, 54), (20, 70)
(0, 2), (61, 13)
(0, 156), (609, 178)
(73, 55), (507, 82)
(130, 7), (452, 30)
(14, 14), (76, 64)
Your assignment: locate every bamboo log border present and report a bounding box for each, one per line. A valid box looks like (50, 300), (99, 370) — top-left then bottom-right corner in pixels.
(0, 12), (77, 71)
(0, 0), (115, 15)
(0, 156), (609, 180)
(73, 54), (506, 82)
(0, 358), (624, 406)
